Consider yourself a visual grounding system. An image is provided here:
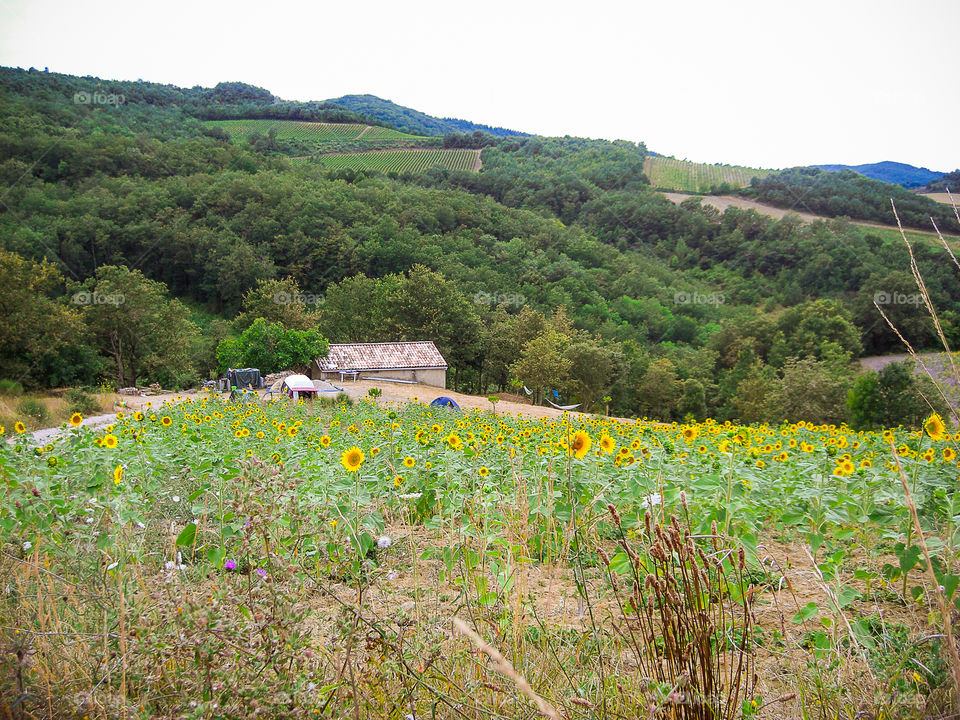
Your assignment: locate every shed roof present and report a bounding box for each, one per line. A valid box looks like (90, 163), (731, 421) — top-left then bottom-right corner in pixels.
(317, 341), (447, 372)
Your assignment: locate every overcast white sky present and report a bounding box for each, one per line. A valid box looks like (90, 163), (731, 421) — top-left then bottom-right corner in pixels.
(0, 0), (956, 170)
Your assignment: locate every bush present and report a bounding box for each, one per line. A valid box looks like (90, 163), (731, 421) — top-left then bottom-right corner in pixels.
(0, 379), (23, 396)
(65, 388), (100, 416)
(17, 398), (50, 426)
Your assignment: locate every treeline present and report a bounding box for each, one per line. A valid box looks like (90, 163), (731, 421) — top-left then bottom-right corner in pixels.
(745, 167), (960, 231)
(325, 93), (528, 137)
(923, 169), (960, 193)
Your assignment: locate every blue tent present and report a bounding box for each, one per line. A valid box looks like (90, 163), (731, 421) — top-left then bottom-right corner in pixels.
(430, 396), (460, 409)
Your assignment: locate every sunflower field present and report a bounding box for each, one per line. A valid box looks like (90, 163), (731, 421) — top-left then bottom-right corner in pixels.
(1, 395), (958, 718)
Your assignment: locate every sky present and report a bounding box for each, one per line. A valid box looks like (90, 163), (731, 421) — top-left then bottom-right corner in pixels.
(0, 0), (957, 171)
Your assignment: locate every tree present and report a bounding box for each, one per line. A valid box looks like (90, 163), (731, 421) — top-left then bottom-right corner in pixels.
(320, 273), (397, 343)
(216, 318), (328, 374)
(0, 250), (89, 386)
(234, 276), (322, 331)
(76, 266), (198, 387)
(564, 338), (626, 413)
(729, 362), (777, 424)
(767, 356), (852, 425)
(636, 357), (679, 421)
(848, 360), (948, 429)
(383, 265), (482, 392)
(778, 300), (862, 361)
(511, 331), (572, 406)
(678, 378), (708, 421)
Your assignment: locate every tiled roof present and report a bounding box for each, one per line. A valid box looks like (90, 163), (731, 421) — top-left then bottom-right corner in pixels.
(316, 342), (447, 371)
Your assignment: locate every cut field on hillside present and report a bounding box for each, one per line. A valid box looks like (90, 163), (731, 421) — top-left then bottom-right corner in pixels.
(205, 119), (427, 146)
(304, 148), (481, 173)
(918, 192), (959, 206)
(644, 155), (774, 192)
(662, 191), (960, 247)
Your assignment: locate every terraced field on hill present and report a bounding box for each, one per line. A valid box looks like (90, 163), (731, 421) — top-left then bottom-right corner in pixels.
(303, 148), (481, 173)
(205, 119), (428, 148)
(644, 156), (774, 192)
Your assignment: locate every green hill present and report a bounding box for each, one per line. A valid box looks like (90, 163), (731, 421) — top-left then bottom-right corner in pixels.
(325, 94), (528, 137)
(3, 65), (960, 427)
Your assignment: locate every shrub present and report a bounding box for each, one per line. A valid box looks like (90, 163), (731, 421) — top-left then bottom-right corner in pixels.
(16, 398), (50, 426)
(0, 379), (23, 396)
(65, 388), (100, 416)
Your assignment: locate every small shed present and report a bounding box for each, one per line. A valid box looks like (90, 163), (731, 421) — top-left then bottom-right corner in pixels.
(316, 341), (447, 388)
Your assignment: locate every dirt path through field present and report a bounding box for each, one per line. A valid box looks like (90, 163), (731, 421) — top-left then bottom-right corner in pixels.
(472, 149), (483, 172)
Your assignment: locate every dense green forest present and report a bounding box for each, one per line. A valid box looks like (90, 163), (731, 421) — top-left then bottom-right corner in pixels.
(924, 169), (960, 193)
(325, 94), (527, 137)
(1, 66), (956, 426)
(746, 166), (960, 231)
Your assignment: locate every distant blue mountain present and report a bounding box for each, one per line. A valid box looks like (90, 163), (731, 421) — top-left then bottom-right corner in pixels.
(813, 161), (945, 189)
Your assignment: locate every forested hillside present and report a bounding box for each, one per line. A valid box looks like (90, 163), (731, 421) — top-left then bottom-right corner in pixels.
(746, 167), (960, 231)
(1, 66), (957, 426)
(814, 160), (944, 188)
(325, 94), (528, 137)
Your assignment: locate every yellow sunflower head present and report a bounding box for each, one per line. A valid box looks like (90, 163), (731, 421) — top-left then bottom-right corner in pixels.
(568, 430), (591, 459)
(161, 416), (172, 427)
(599, 435), (615, 454)
(341, 446), (365, 472)
(102, 434), (119, 449)
(320, 435), (331, 447)
(14, 421), (26, 434)
(925, 414), (946, 441)
(70, 413), (83, 428)
(403, 456), (415, 468)
(112, 464), (124, 485)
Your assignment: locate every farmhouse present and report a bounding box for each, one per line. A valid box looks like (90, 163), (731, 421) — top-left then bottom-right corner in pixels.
(316, 341), (448, 388)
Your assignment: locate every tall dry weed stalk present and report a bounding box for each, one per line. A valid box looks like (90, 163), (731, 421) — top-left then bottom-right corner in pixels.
(877, 196), (960, 713)
(598, 503), (756, 719)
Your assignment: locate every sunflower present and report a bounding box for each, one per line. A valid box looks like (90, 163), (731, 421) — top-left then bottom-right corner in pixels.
(403, 456), (415, 468)
(945, 447), (957, 462)
(925, 414), (946, 442)
(70, 413), (83, 428)
(681, 426), (699, 442)
(234, 429), (244, 438)
(134, 412), (144, 422)
(257, 431), (265, 439)
(599, 435), (615, 454)
(102, 434), (119, 449)
(112, 465), (124, 485)
(287, 426), (299, 437)
(478, 466), (489, 477)
(446, 433), (463, 451)
(341, 446), (365, 473)
(160, 416), (172, 427)
(568, 430), (591, 459)
(14, 421), (26, 434)
(393, 475), (403, 487)
(320, 435), (331, 447)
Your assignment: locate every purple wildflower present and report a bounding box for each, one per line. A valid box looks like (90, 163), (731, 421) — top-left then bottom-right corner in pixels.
(254, 568), (268, 578)
(224, 559), (237, 571)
